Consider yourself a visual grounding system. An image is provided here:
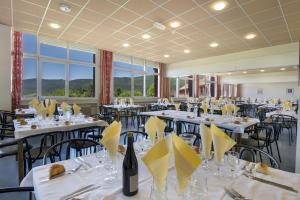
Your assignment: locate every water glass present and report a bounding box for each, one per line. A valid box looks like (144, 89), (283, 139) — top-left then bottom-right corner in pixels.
(226, 151), (239, 177)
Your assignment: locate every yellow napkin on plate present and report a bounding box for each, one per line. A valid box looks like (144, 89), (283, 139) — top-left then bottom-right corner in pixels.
(73, 104), (81, 116)
(202, 102), (208, 114)
(233, 106), (240, 115)
(200, 123), (212, 159)
(142, 138), (171, 193)
(227, 104), (233, 115)
(172, 134), (201, 193)
(156, 117), (166, 140)
(145, 116), (158, 144)
(175, 103), (180, 111)
(221, 105), (227, 115)
(211, 124), (236, 162)
(61, 102), (69, 113)
(37, 103), (47, 119)
(100, 121), (122, 159)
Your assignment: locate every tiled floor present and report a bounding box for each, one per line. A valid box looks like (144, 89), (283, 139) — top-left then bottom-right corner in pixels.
(0, 120), (297, 200)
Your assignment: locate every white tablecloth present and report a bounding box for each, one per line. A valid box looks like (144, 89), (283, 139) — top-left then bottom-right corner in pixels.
(266, 110), (298, 119)
(22, 151), (300, 200)
(15, 108), (37, 116)
(103, 105), (143, 111)
(140, 110), (259, 133)
(14, 117), (108, 139)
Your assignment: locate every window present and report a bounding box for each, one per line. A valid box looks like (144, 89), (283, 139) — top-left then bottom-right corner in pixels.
(113, 54), (159, 98)
(199, 75), (216, 97)
(22, 33), (96, 99)
(170, 78), (176, 97)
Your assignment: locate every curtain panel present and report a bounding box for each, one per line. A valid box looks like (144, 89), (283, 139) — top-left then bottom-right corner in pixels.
(99, 50), (113, 105)
(165, 77), (170, 99)
(159, 63), (165, 98)
(195, 75), (200, 97)
(11, 31), (23, 111)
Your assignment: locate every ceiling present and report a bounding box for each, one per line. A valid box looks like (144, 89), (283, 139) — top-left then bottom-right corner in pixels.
(0, 0), (299, 64)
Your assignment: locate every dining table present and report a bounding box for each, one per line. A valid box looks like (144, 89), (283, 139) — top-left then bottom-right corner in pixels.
(21, 145), (300, 200)
(15, 107), (65, 117)
(14, 114), (108, 183)
(266, 110), (298, 119)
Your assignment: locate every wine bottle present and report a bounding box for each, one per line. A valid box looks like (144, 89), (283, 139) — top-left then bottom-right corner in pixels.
(122, 132), (138, 196)
(54, 103), (59, 121)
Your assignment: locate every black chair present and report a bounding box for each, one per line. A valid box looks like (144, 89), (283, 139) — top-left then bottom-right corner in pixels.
(177, 120), (199, 136)
(0, 187), (34, 200)
(232, 144), (280, 169)
(120, 131), (147, 145)
(271, 114), (297, 145)
(156, 116), (174, 134)
(43, 138), (101, 165)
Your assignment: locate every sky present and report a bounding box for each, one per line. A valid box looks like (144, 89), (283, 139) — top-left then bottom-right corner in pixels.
(23, 33), (94, 80)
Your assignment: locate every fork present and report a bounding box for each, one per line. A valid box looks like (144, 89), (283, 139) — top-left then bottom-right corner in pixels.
(225, 188), (251, 200)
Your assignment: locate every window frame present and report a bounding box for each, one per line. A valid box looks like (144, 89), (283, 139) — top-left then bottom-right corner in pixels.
(112, 54), (159, 98)
(22, 33), (98, 101)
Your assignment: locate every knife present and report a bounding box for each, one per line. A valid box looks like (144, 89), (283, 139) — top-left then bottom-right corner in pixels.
(243, 173), (299, 193)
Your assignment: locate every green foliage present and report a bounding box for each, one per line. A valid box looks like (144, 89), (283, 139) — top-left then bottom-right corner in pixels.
(69, 84), (94, 97)
(46, 88), (65, 96)
(115, 88), (131, 97)
(134, 89), (143, 96)
(146, 83), (155, 97)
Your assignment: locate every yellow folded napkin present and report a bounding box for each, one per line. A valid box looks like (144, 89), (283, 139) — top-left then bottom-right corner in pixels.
(61, 102), (69, 113)
(47, 103), (56, 118)
(175, 103), (180, 111)
(145, 116), (158, 144)
(142, 138), (171, 193)
(271, 98), (276, 105)
(100, 121), (122, 159)
(30, 98), (40, 110)
(172, 134), (201, 193)
(37, 103), (47, 119)
(221, 105), (227, 115)
(73, 104), (81, 116)
(163, 98), (169, 103)
(202, 103), (208, 114)
(200, 123), (212, 159)
(233, 106), (240, 115)
(156, 117), (166, 140)
(211, 124), (236, 162)
(227, 104), (233, 115)
(171, 98), (175, 104)
(129, 98), (134, 105)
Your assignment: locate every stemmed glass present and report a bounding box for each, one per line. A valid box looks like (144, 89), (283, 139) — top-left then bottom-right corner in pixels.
(213, 152), (225, 177)
(226, 151), (239, 177)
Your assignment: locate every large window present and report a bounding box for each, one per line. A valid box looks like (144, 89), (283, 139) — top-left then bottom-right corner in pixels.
(199, 75), (216, 97)
(178, 76), (193, 97)
(22, 33), (96, 99)
(113, 54), (159, 97)
(170, 78), (177, 97)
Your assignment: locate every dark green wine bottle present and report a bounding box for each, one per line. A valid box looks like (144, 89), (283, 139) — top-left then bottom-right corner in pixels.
(122, 132), (138, 196)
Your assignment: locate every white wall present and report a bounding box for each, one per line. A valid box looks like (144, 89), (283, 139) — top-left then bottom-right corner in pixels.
(166, 43), (299, 76)
(0, 24), (12, 111)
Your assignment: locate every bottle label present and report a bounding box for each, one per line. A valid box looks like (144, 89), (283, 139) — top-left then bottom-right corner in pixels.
(129, 174), (138, 192)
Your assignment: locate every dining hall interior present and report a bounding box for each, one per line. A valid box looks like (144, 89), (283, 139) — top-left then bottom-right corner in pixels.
(0, 0), (300, 199)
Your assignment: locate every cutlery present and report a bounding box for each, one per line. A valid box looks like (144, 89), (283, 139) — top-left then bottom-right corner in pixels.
(74, 158), (91, 170)
(63, 185), (103, 200)
(228, 187), (251, 200)
(40, 164), (82, 183)
(77, 157), (93, 168)
(243, 173), (298, 193)
(224, 188), (239, 199)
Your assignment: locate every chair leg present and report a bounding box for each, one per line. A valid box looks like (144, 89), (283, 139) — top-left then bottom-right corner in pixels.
(275, 140), (282, 162)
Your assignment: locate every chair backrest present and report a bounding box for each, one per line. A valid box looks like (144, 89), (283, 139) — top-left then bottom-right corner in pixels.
(120, 131), (147, 145)
(177, 120), (199, 135)
(232, 144), (280, 169)
(0, 187), (34, 200)
(43, 138), (101, 165)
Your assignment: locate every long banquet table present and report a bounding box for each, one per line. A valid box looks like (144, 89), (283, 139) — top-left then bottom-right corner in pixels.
(14, 116), (108, 182)
(140, 110), (259, 134)
(21, 149), (300, 200)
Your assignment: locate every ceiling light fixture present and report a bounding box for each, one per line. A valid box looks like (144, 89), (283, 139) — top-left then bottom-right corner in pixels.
(142, 34), (151, 39)
(280, 68), (286, 71)
(227, 72), (232, 75)
(245, 33), (256, 40)
(212, 1), (227, 11)
(243, 71), (247, 74)
(153, 22), (166, 30)
(164, 54), (170, 58)
(49, 23), (61, 29)
(260, 69), (265, 72)
(169, 21), (181, 28)
(59, 3), (71, 13)
(184, 49), (191, 53)
(210, 42), (219, 47)
(122, 43), (130, 47)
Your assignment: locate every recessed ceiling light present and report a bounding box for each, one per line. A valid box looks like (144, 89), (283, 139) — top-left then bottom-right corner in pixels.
(260, 69), (265, 72)
(122, 43), (130, 47)
(210, 42), (219, 47)
(169, 21), (181, 28)
(59, 3), (71, 13)
(49, 23), (61, 29)
(243, 71), (247, 74)
(212, 1), (227, 11)
(142, 34), (151, 39)
(227, 72), (232, 75)
(164, 54), (170, 58)
(280, 68), (286, 71)
(245, 33), (256, 40)
(184, 49), (191, 53)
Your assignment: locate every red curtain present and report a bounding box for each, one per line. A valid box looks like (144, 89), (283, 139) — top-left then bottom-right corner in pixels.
(195, 75), (200, 97)
(159, 63), (165, 98)
(165, 77), (170, 99)
(99, 50), (113, 105)
(11, 31), (23, 111)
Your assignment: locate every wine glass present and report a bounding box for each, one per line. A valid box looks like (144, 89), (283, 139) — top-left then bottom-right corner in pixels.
(226, 151), (239, 177)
